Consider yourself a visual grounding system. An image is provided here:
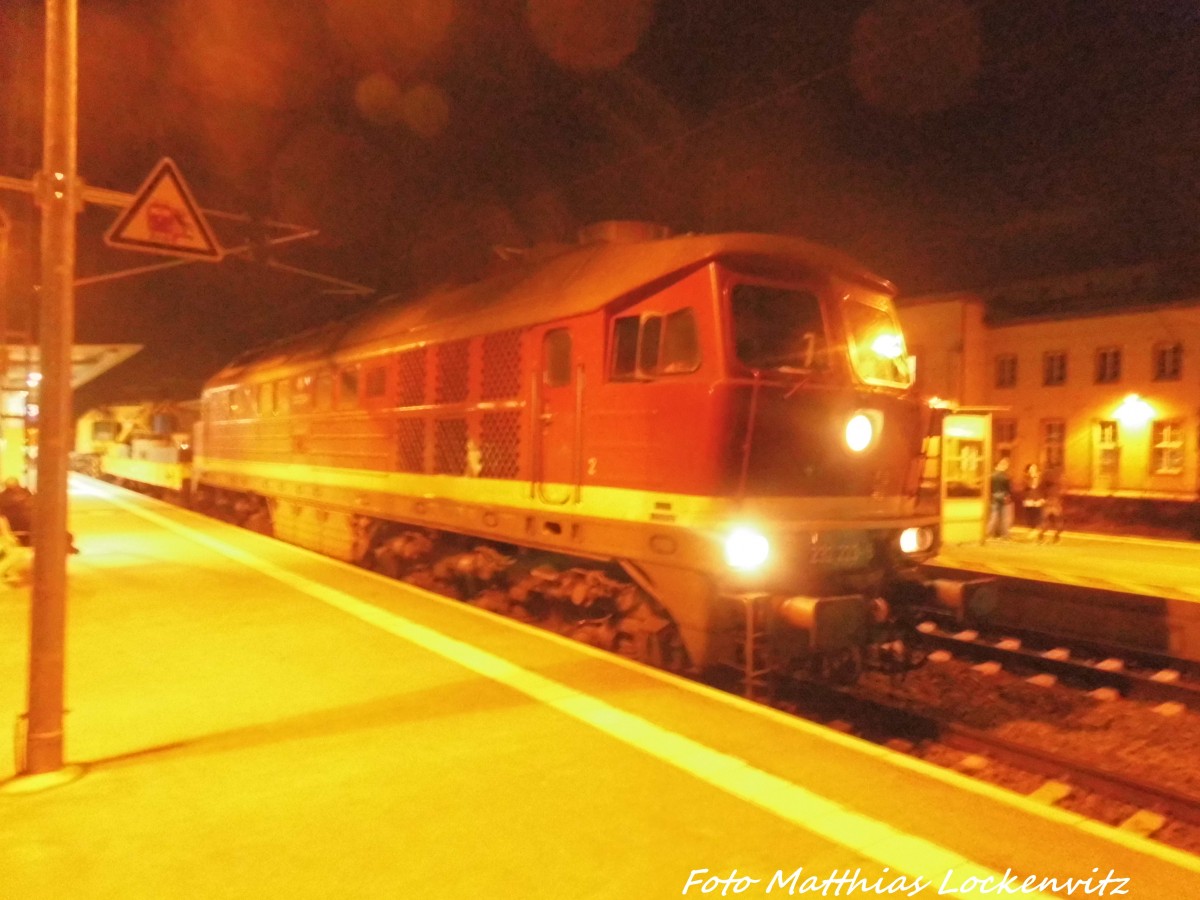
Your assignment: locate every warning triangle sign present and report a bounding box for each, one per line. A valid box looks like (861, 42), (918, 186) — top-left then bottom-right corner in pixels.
(105, 158), (223, 261)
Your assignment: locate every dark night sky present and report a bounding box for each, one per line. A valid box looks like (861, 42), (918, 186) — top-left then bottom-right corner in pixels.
(1, 0), (1198, 410)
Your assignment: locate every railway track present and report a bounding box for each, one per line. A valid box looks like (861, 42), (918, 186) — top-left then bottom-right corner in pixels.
(908, 619), (1200, 710)
(782, 681), (1200, 835)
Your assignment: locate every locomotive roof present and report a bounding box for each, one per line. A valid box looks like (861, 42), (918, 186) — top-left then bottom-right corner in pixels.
(206, 232), (894, 388)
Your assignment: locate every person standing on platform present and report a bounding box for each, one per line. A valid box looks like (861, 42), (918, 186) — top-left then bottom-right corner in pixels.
(0, 477), (34, 541)
(986, 457), (1012, 541)
(1020, 463), (1046, 538)
(1038, 469), (1065, 543)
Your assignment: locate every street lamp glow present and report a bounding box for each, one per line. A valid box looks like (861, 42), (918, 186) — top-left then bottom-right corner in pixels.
(1114, 393), (1153, 427)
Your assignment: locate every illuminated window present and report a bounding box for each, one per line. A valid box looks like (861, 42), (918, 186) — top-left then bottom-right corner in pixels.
(1042, 419), (1065, 470)
(1153, 342), (1183, 381)
(1151, 420), (1184, 475)
(1094, 347), (1121, 384)
(1043, 351), (1067, 386)
(994, 354), (1017, 388)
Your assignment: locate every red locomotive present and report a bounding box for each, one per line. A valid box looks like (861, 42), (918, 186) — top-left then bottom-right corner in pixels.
(181, 224), (942, 684)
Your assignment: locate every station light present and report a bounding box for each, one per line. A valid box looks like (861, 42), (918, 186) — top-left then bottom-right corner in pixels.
(724, 526), (770, 571)
(1114, 393), (1153, 427)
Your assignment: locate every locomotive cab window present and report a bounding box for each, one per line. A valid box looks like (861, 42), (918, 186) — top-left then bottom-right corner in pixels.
(611, 308), (701, 380)
(543, 328), (572, 387)
(661, 308), (700, 373)
(732, 285), (826, 371)
(844, 299), (913, 388)
(638, 316), (662, 373)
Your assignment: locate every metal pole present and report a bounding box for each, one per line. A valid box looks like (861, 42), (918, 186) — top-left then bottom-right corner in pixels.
(0, 205), (9, 419)
(24, 0), (77, 776)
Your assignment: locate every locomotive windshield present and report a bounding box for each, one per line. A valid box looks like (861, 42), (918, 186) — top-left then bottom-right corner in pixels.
(844, 299), (913, 388)
(732, 284), (826, 371)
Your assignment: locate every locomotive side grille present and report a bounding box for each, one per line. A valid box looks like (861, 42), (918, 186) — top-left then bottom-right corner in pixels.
(436, 341), (470, 404)
(396, 418), (425, 472)
(480, 411), (520, 478)
(481, 330), (522, 400)
(434, 418), (469, 474)
(397, 347), (427, 407)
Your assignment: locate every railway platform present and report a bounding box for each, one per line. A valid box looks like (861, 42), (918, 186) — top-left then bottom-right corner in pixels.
(936, 528), (1200, 603)
(932, 529), (1200, 661)
(1, 477), (1197, 898)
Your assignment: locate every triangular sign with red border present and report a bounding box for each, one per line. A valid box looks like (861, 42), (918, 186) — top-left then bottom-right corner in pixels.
(105, 158), (223, 261)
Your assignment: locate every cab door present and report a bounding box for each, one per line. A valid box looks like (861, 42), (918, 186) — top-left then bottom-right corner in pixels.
(533, 327), (580, 504)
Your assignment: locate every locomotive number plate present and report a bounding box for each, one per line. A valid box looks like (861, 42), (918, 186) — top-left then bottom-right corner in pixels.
(808, 532), (872, 569)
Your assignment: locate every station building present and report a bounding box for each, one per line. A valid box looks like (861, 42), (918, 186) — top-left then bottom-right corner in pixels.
(899, 260), (1200, 535)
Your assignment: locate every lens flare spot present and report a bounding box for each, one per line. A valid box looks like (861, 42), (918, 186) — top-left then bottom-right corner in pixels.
(526, 0), (655, 71)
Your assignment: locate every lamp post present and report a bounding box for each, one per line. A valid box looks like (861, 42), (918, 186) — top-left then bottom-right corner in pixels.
(22, 0), (78, 777)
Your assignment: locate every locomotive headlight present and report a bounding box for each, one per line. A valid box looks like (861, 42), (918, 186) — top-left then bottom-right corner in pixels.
(899, 526), (934, 554)
(724, 526), (770, 571)
(845, 412), (875, 452)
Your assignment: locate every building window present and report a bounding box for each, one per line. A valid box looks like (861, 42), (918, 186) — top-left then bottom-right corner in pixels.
(994, 354), (1017, 388)
(1043, 419), (1065, 471)
(1096, 419), (1120, 483)
(1151, 420), (1184, 475)
(1153, 342), (1183, 381)
(1094, 347), (1121, 384)
(1043, 351), (1067, 386)
(993, 418), (1017, 456)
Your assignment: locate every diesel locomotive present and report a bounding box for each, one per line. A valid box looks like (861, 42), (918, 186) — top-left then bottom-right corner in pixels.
(97, 224), (945, 685)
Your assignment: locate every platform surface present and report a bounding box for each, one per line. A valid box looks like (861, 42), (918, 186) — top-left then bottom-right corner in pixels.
(1, 477), (1197, 898)
(936, 528), (1200, 603)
